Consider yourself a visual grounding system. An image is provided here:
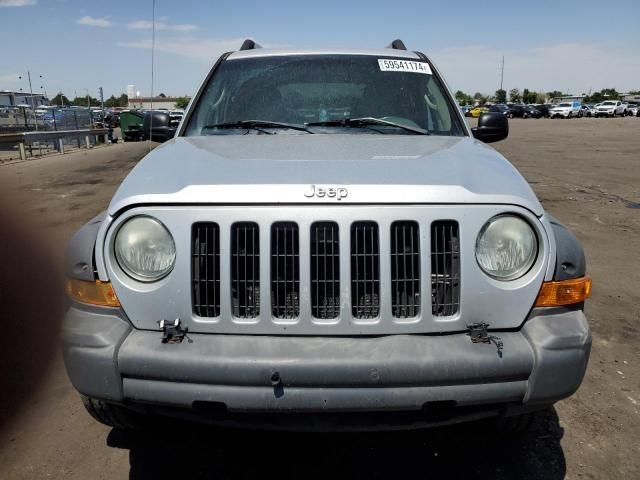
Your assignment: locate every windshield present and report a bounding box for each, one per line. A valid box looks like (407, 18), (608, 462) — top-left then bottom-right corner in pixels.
(558, 103), (571, 107)
(602, 101), (616, 106)
(184, 54), (465, 136)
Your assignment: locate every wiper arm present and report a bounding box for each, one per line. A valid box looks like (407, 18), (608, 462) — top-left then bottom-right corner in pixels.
(306, 117), (430, 135)
(202, 120), (314, 134)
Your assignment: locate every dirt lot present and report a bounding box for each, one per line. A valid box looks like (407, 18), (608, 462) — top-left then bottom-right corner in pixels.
(0, 118), (638, 479)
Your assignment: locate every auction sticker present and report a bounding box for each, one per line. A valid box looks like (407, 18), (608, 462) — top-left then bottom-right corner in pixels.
(378, 59), (432, 74)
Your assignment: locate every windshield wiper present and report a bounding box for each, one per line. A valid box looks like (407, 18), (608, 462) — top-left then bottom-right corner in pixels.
(306, 117), (430, 135)
(202, 120), (314, 134)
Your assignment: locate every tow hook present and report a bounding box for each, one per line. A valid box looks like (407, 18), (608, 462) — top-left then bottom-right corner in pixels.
(159, 318), (189, 344)
(467, 322), (504, 358)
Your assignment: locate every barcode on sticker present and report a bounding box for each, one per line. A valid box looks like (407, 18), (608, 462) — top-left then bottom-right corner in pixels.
(378, 59), (432, 75)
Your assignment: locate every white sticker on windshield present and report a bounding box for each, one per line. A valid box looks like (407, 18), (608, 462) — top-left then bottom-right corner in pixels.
(378, 59), (432, 74)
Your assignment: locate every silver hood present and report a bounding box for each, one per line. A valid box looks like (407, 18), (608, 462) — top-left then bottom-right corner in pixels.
(108, 135), (543, 216)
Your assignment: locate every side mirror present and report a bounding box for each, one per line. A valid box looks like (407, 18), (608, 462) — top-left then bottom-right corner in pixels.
(472, 112), (509, 143)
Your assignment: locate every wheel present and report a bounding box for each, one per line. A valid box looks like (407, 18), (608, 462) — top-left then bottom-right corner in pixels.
(81, 395), (145, 430)
(567, 112), (572, 119)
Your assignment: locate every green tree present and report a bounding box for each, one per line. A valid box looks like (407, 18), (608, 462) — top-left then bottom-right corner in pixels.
(454, 90), (473, 106)
(70, 95), (100, 107)
(522, 88), (537, 104)
(50, 92), (70, 106)
(546, 91), (564, 102)
(494, 89), (507, 103)
(158, 92), (167, 98)
(174, 96), (191, 109)
(509, 88), (521, 103)
(585, 88), (620, 104)
(117, 93), (129, 107)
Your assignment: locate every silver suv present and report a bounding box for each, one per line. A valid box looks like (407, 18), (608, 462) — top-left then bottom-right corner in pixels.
(63, 39), (592, 431)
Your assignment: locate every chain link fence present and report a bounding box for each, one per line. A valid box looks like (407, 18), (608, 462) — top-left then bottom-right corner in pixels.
(0, 108), (105, 163)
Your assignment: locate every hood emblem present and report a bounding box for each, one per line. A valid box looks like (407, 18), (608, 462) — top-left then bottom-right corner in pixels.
(304, 184), (348, 201)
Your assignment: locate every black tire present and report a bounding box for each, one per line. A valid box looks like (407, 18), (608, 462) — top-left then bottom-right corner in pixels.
(81, 395), (144, 430)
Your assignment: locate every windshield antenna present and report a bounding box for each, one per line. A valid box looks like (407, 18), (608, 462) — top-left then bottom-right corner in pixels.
(148, 0), (156, 152)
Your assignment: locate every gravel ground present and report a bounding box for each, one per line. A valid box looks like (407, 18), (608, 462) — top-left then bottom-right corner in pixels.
(0, 117), (638, 479)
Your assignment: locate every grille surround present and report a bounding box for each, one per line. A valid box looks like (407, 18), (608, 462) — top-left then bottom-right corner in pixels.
(107, 205), (548, 335)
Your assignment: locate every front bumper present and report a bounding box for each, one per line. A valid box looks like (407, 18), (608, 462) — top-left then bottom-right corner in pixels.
(62, 306), (590, 428)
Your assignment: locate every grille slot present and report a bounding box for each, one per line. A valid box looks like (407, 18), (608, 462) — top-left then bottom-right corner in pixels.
(192, 222), (220, 317)
(310, 222), (340, 319)
(391, 221), (420, 318)
(271, 222), (300, 319)
(431, 221), (460, 316)
(350, 221), (380, 318)
(231, 222), (260, 318)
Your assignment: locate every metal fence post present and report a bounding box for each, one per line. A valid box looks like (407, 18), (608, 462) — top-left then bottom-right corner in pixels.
(19, 142), (26, 161)
(85, 135), (91, 149)
(59, 138), (65, 154)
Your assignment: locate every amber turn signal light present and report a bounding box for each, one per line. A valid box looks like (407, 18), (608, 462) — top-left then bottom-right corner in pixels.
(66, 279), (120, 307)
(535, 276), (592, 307)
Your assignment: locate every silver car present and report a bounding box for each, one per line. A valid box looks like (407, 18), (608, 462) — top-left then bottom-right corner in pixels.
(63, 39), (592, 432)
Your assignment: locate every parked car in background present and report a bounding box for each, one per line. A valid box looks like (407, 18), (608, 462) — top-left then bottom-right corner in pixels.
(596, 101), (625, 117)
(468, 105), (488, 118)
(550, 102), (581, 118)
(488, 104), (510, 116)
(522, 105), (542, 118)
(141, 110), (179, 143)
(506, 104), (526, 118)
(460, 105), (470, 116)
(624, 103), (638, 116)
(531, 104), (552, 118)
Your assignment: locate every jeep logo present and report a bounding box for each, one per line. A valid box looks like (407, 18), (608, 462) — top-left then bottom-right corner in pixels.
(304, 184), (349, 201)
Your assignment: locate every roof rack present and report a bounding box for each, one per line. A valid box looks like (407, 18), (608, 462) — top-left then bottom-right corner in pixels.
(386, 39), (407, 50)
(239, 39), (262, 51)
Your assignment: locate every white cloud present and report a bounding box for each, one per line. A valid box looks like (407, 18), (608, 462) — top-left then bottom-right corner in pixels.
(118, 37), (245, 62)
(127, 20), (198, 32)
(0, 0), (36, 7)
(76, 15), (112, 28)
(430, 43), (640, 95)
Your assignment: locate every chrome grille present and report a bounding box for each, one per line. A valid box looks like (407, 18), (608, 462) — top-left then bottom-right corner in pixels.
(350, 221), (380, 318)
(231, 222), (260, 318)
(431, 221), (460, 316)
(191, 222), (220, 317)
(310, 222), (340, 319)
(390, 221), (420, 318)
(271, 222), (300, 319)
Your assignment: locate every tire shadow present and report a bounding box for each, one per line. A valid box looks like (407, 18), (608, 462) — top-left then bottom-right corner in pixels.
(107, 407), (565, 480)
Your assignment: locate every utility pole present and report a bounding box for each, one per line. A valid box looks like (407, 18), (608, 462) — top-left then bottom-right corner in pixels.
(86, 88), (90, 108)
(500, 56), (504, 91)
(18, 71), (38, 131)
(99, 86), (105, 124)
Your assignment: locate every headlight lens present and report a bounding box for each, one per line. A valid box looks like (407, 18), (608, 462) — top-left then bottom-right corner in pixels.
(475, 215), (538, 281)
(114, 216), (176, 282)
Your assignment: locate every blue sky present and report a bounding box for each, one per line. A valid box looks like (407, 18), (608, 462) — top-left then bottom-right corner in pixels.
(1, 0), (639, 100)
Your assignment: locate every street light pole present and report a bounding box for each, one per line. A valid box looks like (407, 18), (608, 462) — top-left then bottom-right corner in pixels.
(18, 71), (38, 131)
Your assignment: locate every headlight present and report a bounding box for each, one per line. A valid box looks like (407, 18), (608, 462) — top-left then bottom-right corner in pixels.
(475, 215), (538, 281)
(114, 216), (176, 282)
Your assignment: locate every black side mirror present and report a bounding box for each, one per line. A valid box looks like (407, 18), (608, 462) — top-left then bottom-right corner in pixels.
(472, 112), (509, 143)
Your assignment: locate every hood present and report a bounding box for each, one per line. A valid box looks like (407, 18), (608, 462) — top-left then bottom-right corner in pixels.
(108, 134), (543, 215)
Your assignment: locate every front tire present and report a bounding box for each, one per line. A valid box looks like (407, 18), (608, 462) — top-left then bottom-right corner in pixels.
(81, 395), (145, 430)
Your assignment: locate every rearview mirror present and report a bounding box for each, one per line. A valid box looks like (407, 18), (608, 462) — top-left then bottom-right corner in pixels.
(472, 112), (509, 143)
